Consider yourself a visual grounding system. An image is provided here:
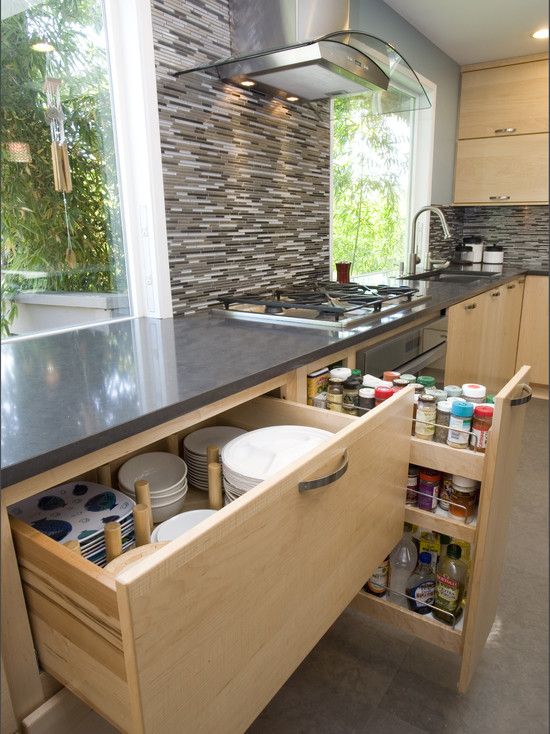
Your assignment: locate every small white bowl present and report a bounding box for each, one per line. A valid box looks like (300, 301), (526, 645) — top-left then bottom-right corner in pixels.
(151, 494), (188, 524)
(152, 509), (217, 542)
(118, 452), (187, 495)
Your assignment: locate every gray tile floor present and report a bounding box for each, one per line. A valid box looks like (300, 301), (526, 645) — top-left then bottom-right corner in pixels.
(248, 398), (549, 734)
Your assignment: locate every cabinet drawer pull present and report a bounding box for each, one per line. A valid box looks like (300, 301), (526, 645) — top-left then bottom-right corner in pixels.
(494, 127), (516, 134)
(465, 303), (477, 310)
(507, 284), (516, 289)
(491, 291), (501, 297)
(489, 195), (511, 200)
(299, 451), (348, 491)
(511, 383), (532, 407)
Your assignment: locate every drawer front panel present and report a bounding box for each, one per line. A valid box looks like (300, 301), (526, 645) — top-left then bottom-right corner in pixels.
(116, 392), (412, 734)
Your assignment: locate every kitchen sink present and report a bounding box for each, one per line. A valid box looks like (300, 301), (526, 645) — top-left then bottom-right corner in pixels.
(400, 269), (500, 284)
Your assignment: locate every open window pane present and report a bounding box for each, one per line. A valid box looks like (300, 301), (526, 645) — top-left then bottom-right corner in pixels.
(1, 0), (130, 339)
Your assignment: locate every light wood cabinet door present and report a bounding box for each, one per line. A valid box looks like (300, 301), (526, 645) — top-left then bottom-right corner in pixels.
(11, 391), (412, 734)
(458, 60), (549, 139)
(454, 133), (549, 205)
(496, 278), (525, 385)
(516, 275), (549, 385)
(444, 292), (489, 387)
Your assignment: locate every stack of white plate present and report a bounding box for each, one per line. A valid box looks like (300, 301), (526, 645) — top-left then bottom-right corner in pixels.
(221, 425), (333, 503)
(183, 426), (247, 491)
(118, 452), (188, 524)
(9, 482), (135, 567)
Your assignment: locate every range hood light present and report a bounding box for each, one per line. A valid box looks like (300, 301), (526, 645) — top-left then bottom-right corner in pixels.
(240, 79), (256, 87)
(286, 96), (299, 102)
(531, 27), (549, 39)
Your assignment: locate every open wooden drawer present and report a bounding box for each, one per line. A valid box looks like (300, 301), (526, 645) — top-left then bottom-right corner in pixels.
(10, 388), (413, 733)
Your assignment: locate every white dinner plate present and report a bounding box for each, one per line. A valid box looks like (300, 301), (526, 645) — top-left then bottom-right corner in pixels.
(151, 509), (217, 542)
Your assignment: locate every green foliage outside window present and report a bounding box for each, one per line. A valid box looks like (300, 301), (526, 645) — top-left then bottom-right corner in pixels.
(332, 94), (412, 278)
(1, 0), (127, 336)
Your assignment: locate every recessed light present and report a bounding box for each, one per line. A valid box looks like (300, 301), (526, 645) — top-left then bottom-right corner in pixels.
(286, 96), (299, 102)
(240, 80), (255, 87)
(531, 27), (549, 39)
(31, 41), (55, 53)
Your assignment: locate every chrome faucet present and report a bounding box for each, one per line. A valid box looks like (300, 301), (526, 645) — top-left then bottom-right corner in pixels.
(407, 206), (452, 276)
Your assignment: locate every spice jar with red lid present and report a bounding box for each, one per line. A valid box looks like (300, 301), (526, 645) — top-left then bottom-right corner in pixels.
(471, 404), (494, 452)
(417, 469), (440, 512)
(374, 385), (394, 406)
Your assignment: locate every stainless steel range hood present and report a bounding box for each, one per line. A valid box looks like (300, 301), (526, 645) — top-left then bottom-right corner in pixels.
(175, 0), (430, 113)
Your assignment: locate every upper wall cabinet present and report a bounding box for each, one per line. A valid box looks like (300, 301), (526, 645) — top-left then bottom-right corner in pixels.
(458, 58), (548, 139)
(454, 54), (549, 206)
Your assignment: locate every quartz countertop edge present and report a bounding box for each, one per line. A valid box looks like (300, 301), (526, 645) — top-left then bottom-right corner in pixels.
(0, 267), (536, 488)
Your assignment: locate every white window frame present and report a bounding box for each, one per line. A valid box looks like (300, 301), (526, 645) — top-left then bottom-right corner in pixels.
(329, 74), (437, 277)
(103, 0), (172, 319)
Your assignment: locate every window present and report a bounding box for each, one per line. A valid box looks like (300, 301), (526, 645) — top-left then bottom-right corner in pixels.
(1, 0), (171, 340)
(331, 79), (435, 279)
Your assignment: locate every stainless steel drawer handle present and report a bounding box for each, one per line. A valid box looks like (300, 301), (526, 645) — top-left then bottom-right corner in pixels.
(511, 384), (532, 407)
(489, 195), (511, 200)
(465, 303), (477, 310)
(491, 291), (501, 297)
(507, 284), (516, 289)
(299, 451), (349, 491)
(494, 127), (516, 134)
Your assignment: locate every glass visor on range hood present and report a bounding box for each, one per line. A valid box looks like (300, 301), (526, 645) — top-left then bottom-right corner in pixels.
(175, 31), (431, 114)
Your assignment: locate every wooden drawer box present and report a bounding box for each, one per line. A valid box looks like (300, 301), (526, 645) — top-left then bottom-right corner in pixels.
(9, 392), (412, 734)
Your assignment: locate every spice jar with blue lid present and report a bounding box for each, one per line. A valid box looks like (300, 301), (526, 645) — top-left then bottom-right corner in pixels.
(447, 399), (474, 449)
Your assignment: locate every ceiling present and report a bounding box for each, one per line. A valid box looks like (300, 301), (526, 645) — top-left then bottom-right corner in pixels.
(383, 0), (549, 64)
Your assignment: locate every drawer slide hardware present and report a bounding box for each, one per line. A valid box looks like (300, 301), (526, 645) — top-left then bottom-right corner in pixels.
(299, 451), (349, 491)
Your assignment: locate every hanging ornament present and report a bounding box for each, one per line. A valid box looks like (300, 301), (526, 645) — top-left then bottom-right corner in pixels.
(44, 77), (72, 193)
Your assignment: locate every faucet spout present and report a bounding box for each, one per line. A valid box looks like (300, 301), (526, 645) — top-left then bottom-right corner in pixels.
(408, 205), (452, 276)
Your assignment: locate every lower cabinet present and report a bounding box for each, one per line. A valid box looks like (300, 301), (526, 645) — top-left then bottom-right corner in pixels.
(5, 362), (533, 732)
(9, 392), (411, 734)
(445, 278), (525, 393)
(516, 275), (549, 386)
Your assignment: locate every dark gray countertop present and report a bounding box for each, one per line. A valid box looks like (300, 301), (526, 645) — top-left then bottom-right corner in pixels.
(0, 267), (533, 487)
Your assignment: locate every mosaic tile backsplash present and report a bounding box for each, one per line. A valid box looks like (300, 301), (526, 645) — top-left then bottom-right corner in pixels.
(152, 0), (331, 315)
(429, 206), (548, 270)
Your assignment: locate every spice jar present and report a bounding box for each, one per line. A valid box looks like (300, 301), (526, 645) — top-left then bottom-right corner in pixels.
(374, 385), (394, 406)
(434, 400), (451, 444)
(358, 387), (375, 411)
(383, 370), (400, 382)
(312, 393), (327, 410)
(444, 385), (462, 398)
(330, 367), (352, 382)
(470, 404), (494, 452)
(426, 387), (448, 403)
(447, 399), (474, 449)
(461, 383), (486, 404)
(351, 369), (362, 379)
(342, 377), (361, 411)
(400, 374), (417, 384)
(406, 465), (419, 506)
(449, 475), (479, 522)
(438, 473), (453, 511)
(411, 394), (419, 435)
(417, 375), (436, 390)
(417, 469), (440, 512)
(414, 393), (437, 440)
(412, 383), (425, 394)
(327, 377), (344, 412)
(393, 378), (410, 391)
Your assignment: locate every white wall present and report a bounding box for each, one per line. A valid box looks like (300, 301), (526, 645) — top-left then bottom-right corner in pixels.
(351, 0), (461, 204)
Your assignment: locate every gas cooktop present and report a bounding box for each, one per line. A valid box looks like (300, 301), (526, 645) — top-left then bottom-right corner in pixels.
(214, 281), (431, 328)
